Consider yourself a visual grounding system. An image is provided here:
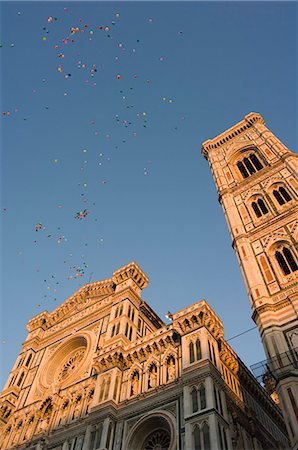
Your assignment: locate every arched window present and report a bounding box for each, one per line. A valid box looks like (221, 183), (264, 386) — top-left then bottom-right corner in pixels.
(237, 161), (249, 178)
(275, 247), (298, 275)
(193, 426), (201, 450)
(16, 371), (25, 387)
(116, 322), (120, 335)
(189, 342), (195, 363)
(196, 339), (202, 360)
(119, 305), (123, 316)
(125, 323), (129, 337)
(115, 307), (119, 319)
(237, 153), (263, 179)
(192, 387), (198, 413)
(25, 353), (33, 367)
(252, 198), (269, 218)
(273, 186), (292, 205)
(202, 423), (211, 450)
(218, 423), (224, 449)
(129, 326), (133, 341)
(199, 384), (206, 409)
(111, 325), (115, 337)
(128, 305), (131, 318)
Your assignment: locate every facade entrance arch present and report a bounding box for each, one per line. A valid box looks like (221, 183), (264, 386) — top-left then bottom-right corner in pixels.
(124, 410), (177, 450)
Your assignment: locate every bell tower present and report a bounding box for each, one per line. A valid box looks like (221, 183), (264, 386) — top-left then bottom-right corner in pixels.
(201, 112), (298, 448)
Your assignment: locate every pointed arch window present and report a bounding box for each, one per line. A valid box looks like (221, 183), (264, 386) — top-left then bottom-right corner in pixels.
(189, 342), (195, 363)
(202, 423), (211, 450)
(196, 339), (202, 360)
(237, 153), (263, 179)
(111, 325), (115, 337)
(275, 247), (298, 275)
(199, 384), (206, 409)
(16, 371), (25, 387)
(192, 387), (199, 413)
(193, 426), (201, 450)
(252, 198), (269, 218)
(273, 186), (292, 205)
(25, 353), (33, 367)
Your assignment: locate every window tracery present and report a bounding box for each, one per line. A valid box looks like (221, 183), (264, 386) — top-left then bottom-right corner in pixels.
(273, 186), (292, 205)
(237, 153), (263, 179)
(57, 349), (85, 382)
(275, 246), (298, 275)
(143, 429), (171, 450)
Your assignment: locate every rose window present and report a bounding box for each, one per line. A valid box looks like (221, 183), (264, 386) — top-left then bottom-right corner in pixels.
(143, 430), (171, 450)
(58, 349), (85, 381)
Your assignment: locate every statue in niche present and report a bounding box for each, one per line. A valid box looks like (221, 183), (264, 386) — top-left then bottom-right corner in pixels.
(131, 373), (139, 395)
(148, 366), (157, 388)
(167, 359), (176, 380)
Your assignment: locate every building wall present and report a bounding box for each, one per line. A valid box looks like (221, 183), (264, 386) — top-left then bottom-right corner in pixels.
(0, 262), (289, 449)
(201, 112), (298, 449)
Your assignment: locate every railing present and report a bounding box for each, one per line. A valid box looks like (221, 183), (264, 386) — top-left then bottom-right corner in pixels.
(251, 347), (298, 387)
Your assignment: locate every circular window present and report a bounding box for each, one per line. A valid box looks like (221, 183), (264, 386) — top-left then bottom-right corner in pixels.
(124, 411), (176, 450)
(42, 336), (88, 387)
(143, 429), (171, 450)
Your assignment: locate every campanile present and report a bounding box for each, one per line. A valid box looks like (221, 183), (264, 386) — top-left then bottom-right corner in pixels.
(201, 112), (298, 448)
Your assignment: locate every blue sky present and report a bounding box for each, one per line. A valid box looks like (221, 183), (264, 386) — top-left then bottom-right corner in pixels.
(1, 1), (297, 389)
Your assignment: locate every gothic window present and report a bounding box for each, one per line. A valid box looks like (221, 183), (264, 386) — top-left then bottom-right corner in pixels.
(119, 305), (123, 316)
(111, 325), (115, 337)
(273, 186), (292, 205)
(57, 350), (85, 382)
(223, 428), (228, 450)
(196, 339), (202, 360)
(99, 379), (106, 402)
(218, 423), (224, 449)
(192, 387), (199, 413)
(214, 386), (219, 410)
(132, 309), (135, 322)
(25, 353), (33, 367)
(114, 307), (119, 319)
(193, 426), (201, 450)
(116, 322), (120, 335)
(237, 153), (263, 179)
(129, 326), (133, 340)
(190, 342), (195, 363)
(202, 423), (211, 450)
(16, 371), (25, 387)
(128, 305), (131, 318)
(275, 247), (298, 275)
(200, 384), (206, 409)
(106, 422), (113, 450)
(143, 430), (171, 450)
(252, 198), (269, 218)
(137, 318), (142, 332)
(125, 323), (129, 337)
(104, 376), (110, 400)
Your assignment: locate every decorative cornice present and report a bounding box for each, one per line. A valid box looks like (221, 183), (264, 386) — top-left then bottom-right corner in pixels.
(27, 262), (148, 333)
(201, 112), (264, 158)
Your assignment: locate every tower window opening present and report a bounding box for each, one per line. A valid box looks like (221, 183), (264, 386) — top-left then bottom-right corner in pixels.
(189, 342), (195, 363)
(192, 387), (199, 413)
(273, 187), (292, 205)
(196, 339), (202, 360)
(193, 426), (201, 450)
(237, 153), (263, 179)
(275, 247), (298, 275)
(237, 161), (249, 178)
(252, 198), (268, 218)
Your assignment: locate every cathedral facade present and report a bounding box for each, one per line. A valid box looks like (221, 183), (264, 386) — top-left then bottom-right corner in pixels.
(0, 261), (290, 450)
(201, 113), (298, 449)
